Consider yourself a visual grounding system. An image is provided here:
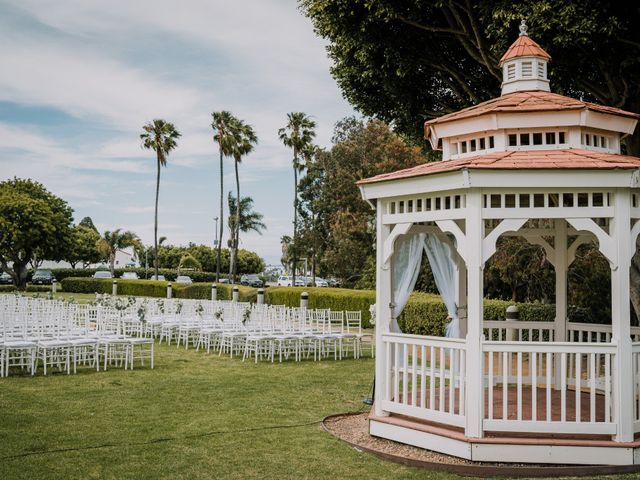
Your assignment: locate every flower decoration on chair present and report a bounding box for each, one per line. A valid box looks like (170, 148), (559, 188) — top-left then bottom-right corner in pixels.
(242, 306), (251, 325)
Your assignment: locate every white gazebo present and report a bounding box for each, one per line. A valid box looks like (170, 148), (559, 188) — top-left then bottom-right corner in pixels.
(358, 22), (640, 465)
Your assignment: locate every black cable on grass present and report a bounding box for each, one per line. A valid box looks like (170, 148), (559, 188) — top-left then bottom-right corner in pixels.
(0, 419), (324, 461)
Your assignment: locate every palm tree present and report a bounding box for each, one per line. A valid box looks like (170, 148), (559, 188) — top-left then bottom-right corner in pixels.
(229, 120), (257, 282)
(227, 194), (266, 254)
(280, 235), (293, 274)
(211, 111), (237, 282)
(97, 229), (141, 276)
(278, 112), (316, 286)
(140, 119), (181, 279)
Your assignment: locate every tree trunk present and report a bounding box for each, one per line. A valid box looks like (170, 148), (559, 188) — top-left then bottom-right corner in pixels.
(154, 152), (161, 280)
(216, 142), (224, 282)
(229, 159), (241, 283)
(13, 260), (29, 290)
(292, 149), (298, 287)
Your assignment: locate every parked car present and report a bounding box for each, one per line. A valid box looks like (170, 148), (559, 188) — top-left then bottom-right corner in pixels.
(327, 278), (341, 288)
(218, 278), (230, 284)
(0, 272), (13, 285)
(175, 275), (192, 285)
(121, 272), (139, 280)
(93, 271), (112, 279)
(150, 274), (166, 281)
(314, 277), (329, 287)
(277, 275), (304, 287)
(31, 270), (55, 285)
(240, 274), (263, 288)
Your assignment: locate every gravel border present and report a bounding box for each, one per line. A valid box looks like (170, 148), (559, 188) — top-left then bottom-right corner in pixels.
(322, 412), (640, 478)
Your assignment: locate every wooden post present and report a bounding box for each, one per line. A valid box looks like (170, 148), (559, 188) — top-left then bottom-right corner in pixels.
(465, 190), (484, 438)
(611, 189), (633, 442)
(554, 219), (568, 389)
(375, 201), (392, 418)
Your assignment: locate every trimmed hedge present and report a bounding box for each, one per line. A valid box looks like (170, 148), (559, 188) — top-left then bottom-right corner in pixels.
(47, 268), (233, 283)
(0, 284), (61, 293)
(174, 283), (256, 302)
(60, 277), (256, 302)
(265, 287), (377, 328)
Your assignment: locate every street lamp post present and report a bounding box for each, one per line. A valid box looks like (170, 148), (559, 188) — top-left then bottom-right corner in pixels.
(301, 257), (308, 286)
(213, 217), (219, 247)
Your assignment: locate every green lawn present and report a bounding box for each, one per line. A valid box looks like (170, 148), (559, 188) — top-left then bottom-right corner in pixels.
(0, 343), (452, 480)
(3, 345), (639, 480)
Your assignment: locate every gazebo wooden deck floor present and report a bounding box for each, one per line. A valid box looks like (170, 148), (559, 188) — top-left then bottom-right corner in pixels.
(398, 385), (607, 423)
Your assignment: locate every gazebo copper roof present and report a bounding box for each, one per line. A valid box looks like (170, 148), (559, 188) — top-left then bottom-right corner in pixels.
(423, 91), (640, 138)
(499, 33), (551, 64)
(357, 149), (640, 185)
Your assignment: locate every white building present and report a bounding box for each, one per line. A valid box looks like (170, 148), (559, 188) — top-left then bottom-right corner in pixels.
(359, 21), (640, 465)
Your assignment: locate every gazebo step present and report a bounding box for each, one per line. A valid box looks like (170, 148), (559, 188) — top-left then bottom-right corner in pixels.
(369, 413), (640, 465)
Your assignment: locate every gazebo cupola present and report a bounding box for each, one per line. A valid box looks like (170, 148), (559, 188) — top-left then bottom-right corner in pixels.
(499, 20), (551, 95)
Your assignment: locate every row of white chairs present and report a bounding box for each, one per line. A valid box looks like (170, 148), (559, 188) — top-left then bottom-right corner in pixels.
(142, 303), (374, 363)
(0, 296), (154, 377)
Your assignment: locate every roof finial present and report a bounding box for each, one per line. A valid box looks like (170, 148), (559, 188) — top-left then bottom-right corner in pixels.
(519, 19), (528, 36)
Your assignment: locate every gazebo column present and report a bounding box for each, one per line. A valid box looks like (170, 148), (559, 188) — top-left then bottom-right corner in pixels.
(374, 205), (392, 418)
(554, 219), (568, 390)
(611, 190), (633, 442)
(465, 190), (484, 438)
(456, 264), (468, 337)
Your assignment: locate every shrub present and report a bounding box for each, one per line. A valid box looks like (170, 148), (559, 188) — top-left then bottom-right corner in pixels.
(174, 283), (256, 302)
(61, 277), (257, 302)
(49, 267), (234, 283)
(62, 277), (111, 294)
(265, 287), (376, 327)
(0, 284), (63, 293)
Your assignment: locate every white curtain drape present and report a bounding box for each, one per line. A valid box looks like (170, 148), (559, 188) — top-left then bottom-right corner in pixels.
(391, 233), (425, 333)
(423, 235), (460, 338)
(390, 232), (460, 338)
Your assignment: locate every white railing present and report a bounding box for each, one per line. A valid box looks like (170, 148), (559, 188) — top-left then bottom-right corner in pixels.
(381, 332), (466, 428)
(633, 342), (640, 433)
(484, 320), (555, 342)
(483, 341), (616, 435)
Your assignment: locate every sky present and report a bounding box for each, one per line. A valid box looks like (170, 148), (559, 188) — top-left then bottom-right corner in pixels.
(0, 0), (356, 265)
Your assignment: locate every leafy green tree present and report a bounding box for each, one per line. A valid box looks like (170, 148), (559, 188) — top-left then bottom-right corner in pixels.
(178, 253), (202, 273)
(227, 193), (266, 252)
(0, 178), (74, 288)
(78, 216), (98, 232)
(140, 119), (181, 279)
(296, 146), (328, 283)
(301, 1), (640, 151)
(278, 112), (317, 284)
(236, 249), (265, 275)
(485, 237), (554, 303)
(297, 118), (425, 286)
(280, 235), (293, 274)
(66, 224), (102, 268)
(98, 229), (141, 276)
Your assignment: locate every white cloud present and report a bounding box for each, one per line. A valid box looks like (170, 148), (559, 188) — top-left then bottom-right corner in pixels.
(0, 0), (355, 264)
